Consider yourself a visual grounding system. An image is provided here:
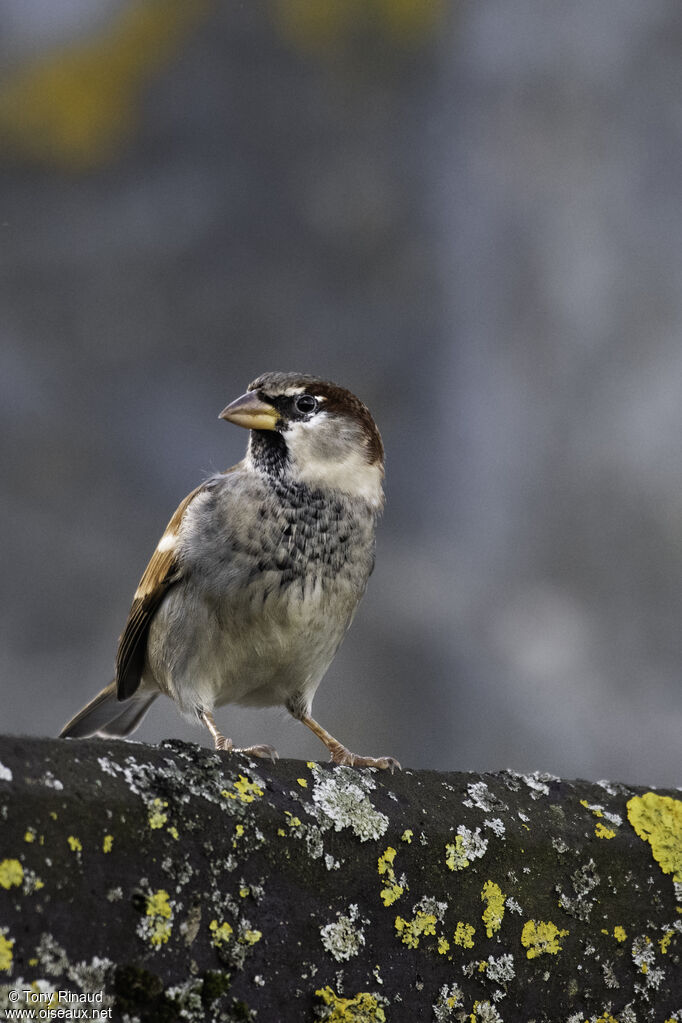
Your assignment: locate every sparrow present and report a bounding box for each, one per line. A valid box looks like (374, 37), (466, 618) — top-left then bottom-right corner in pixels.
(60, 372), (399, 770)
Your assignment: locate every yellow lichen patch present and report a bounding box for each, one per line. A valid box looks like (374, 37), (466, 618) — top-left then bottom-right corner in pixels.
(595, 822), (616, 840)
(24, 829), (36, 843)
(241, 929), (262, 945)
(660, 928), (675, 954)
(223, 774), (265, 804)
(148, 798), (168, 829)
(378, 847), (397, 875)
(481, 881), (505, 937)
(147, 890), (172, 918)
(581, 798), (603, 817)
(627, 792), (682, 882)
(102, 835), (114, 853)
(521, 919), (569, 959)
(306, 761), (316, 769)
(277, 828), (286, 837)
(297, 778), (308, 788)
(445, 835), (469, 871)
(613, 926), (627, 943)
(314, 985), (386, 1023)
(394, 912), (437, 949)
(380, 882), (404, 907)
(167, 825), (179, 840)
(0, 860), (23, 890)
(401, 829), (413, 843)
(67, 836), (82, 853)
(210, 920), (234, 947)
(146, 890), (173, 947)
(239, 886), (250, 898)
(593, 1014), (619, 1023)
(0, 931), (14, 973)
(453, 921), (476, 948)
(437, 935), (450, 954)
(377, 846), (404, 906)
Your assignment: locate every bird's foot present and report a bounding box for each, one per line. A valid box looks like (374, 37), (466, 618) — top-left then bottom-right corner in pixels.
(330, 744), (401, 773)
(235, 743), (279, 763)
(299, 713), (401, 773)
(199, 710), (277, 761)
(213, 734), (233, 752)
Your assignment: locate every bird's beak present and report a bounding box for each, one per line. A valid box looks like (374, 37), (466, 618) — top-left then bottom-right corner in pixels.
(219, 391), (279, 431)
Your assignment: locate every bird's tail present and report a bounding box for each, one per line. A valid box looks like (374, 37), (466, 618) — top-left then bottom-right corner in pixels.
(59, 681), (158, 738)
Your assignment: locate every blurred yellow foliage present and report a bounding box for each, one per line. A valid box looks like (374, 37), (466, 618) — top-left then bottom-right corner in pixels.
(273, 0), (444, 55)
(0, 0), (209, 171)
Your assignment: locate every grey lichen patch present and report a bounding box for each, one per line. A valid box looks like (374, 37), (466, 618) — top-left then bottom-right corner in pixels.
(445, 826), (488, 871)
(463, 781), (508, 815)
(308, 764), (389, 842)
(35, 933), (69, 975)
(1, 938), (115, 1018)
(39, 771), (64, 791)
(0, 762), (12, 783)
(484, 953), (515, 984)
(483, 818), (506, 838)
(556, 859), (600, 921)
(432, 983), (464, 1020)
(468, 1001), (503, 1022)
(505, 770), (559, 799)
(320, 904), (367, 961)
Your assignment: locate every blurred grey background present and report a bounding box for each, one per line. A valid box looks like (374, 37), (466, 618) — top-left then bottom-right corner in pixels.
(1, 0), (681, 787)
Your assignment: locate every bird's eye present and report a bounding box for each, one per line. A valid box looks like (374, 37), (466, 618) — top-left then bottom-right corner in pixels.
(295, 394), (318, 415)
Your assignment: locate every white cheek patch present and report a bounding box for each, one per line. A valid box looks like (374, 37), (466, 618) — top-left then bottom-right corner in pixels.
(301, 451), (383, 506)
(285, 416), (384, 507)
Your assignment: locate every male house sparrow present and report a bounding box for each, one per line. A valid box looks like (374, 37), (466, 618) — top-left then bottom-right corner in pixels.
(61, 372), (399, 770)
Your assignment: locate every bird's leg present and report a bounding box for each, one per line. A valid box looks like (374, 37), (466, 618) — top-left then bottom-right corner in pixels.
(198, 709), (278, 762)
(299, 713), (400, 772)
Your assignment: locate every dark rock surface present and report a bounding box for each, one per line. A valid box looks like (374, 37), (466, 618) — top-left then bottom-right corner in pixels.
(0, 736), (680, 1021)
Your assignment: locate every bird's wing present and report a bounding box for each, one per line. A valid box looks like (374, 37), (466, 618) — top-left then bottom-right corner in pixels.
(115, 483), (204, 700)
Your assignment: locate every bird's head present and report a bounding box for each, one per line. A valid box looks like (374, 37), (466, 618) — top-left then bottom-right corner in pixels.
(220, 372), (384, 508)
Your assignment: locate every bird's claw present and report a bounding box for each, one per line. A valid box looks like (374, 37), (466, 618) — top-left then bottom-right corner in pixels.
(331, 749), (401, 773)
(237, 743), (279, 763)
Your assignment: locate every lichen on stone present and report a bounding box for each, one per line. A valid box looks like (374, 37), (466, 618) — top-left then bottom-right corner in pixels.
(484, 952), (515, 983)
(0, 860), (23, 890)
(445, 826), (488, 871)
(314, 985), (387, 1022)
(469, 1000), (503, 1022)
(627, 792), (682, 884)
(556, 859), (600, 921)
(138, 889), (173, 948)
(453, 921), (476, 948)
(0, 929), (14, 973)
(320, 904), (366, 961)
(394, 910), (437, 949)
(309, 765), (389, 842)
(377, 846), (405, 906)
(432, 983), (464, 1021)
(480, 881), (505, 938)
(520, 919), (569, 959)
